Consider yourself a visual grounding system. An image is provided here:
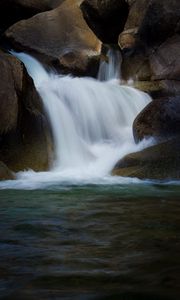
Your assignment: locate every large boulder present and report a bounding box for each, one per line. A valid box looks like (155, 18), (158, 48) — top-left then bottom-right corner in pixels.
(4, 0), (101, 76)
(120, 0), (180, 95)
(150, 35), (180, 81)
(0, 0), (74, 34)
(112, 138), (180, 180)
(133, 95), (180, 143)
(80, 0), (129, 44)
(119, 0), (180, 50)
(0, 0), (66, 35)
(119, 0), (150, 50)
(0, 50), (53, 172)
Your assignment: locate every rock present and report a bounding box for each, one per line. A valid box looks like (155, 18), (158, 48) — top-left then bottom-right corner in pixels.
(119, 0), (180, 50)
(4, 0), (101, 76)
(138, 0), (180, 48)
(150, 35), (180, 81)
(133, 95), (180, 143)
(134, 80), (180, 98)
(119, 0), (180, 95)
(0, 0), (67, 35)
(0, 50), (53, 172)
(0, 0), (52, 34)
(119, 0), (150, 50)
(80, 0), (129, 43)
(112, 138), (180, 180)
(121, 50), (152, 81)
(0, 161), (15, 180)
(0, 50), (19, 134)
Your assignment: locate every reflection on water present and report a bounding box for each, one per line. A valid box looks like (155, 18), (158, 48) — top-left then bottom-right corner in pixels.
(0, 184), (180, 300)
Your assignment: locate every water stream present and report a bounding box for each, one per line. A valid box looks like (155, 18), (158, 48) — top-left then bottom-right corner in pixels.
(3, 50), (152, 189)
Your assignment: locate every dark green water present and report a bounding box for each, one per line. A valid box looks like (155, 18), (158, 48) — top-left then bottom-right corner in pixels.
(0, 184), (180, 300)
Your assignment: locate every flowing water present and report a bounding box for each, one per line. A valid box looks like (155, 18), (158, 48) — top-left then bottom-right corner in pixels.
(0, 50), (180, 299)
(98, 48), (122, 81)
(8, 51), (151, 188)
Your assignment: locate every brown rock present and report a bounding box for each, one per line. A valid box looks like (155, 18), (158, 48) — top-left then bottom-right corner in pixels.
(0, 50), (19, 134)
(0, 50), (53, 172)
(138, 0), (180, 48)
(80, 0), (129, 44)
(121, 51), (151, 81)
(112, 138), (180, 180)
(0, 161), (15, 180)
(120, 0), (180, 95)
(0, 0), (63, 35)
(150, 35), (180, 81)
(4, 0), (101, 76)
(119, 0), (150, 50)
(133, 95), (180, 143)
(119, 0), (180, 50)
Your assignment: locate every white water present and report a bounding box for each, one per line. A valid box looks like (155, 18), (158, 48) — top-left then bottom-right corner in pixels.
(1, 51), (152, 189)
(98, 48), (122, 82)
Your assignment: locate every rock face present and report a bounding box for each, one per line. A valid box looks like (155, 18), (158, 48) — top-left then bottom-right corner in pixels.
(80, 0), (129, 44)
(113, 139), (180, 180)
(120, 0), (180, 96)
(133, 95), (180, 142)
(4, 0), (101, 76)
(0, 50), (52, 172)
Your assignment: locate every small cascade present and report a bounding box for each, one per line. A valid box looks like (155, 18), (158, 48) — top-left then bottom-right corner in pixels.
(9, 51), (151, 186)
(98, 48), (122, 82)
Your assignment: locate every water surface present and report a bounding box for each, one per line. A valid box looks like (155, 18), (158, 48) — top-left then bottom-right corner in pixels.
(0, 183), (180, 300)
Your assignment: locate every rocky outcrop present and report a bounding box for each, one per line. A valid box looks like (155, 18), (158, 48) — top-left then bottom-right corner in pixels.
(112, 138), (180, 180)
(4, 0), (101, 76)
(120, 0), (180, 96)
(133, 95), (180, 143)
(0, 50), (53, 172)
(80, 0), (128, 44)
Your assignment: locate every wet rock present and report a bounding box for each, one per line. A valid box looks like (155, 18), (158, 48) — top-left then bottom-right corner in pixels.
(112, 138), (180, 180)
(0, 50), (53, 172)
(133, 95), (180, 143)
(80, 0), (129, 44)
(0, 161), (15, 180)
(4, 0), (101, 76)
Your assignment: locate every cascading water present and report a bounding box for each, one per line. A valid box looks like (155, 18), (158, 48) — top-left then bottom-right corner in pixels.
(98, 48), (122, 81)
(3, 51), (152, 188)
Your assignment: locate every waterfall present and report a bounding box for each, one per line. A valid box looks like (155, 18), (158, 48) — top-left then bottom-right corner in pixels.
(8, 51), (152, 187)
(98, 48), (122, 81)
